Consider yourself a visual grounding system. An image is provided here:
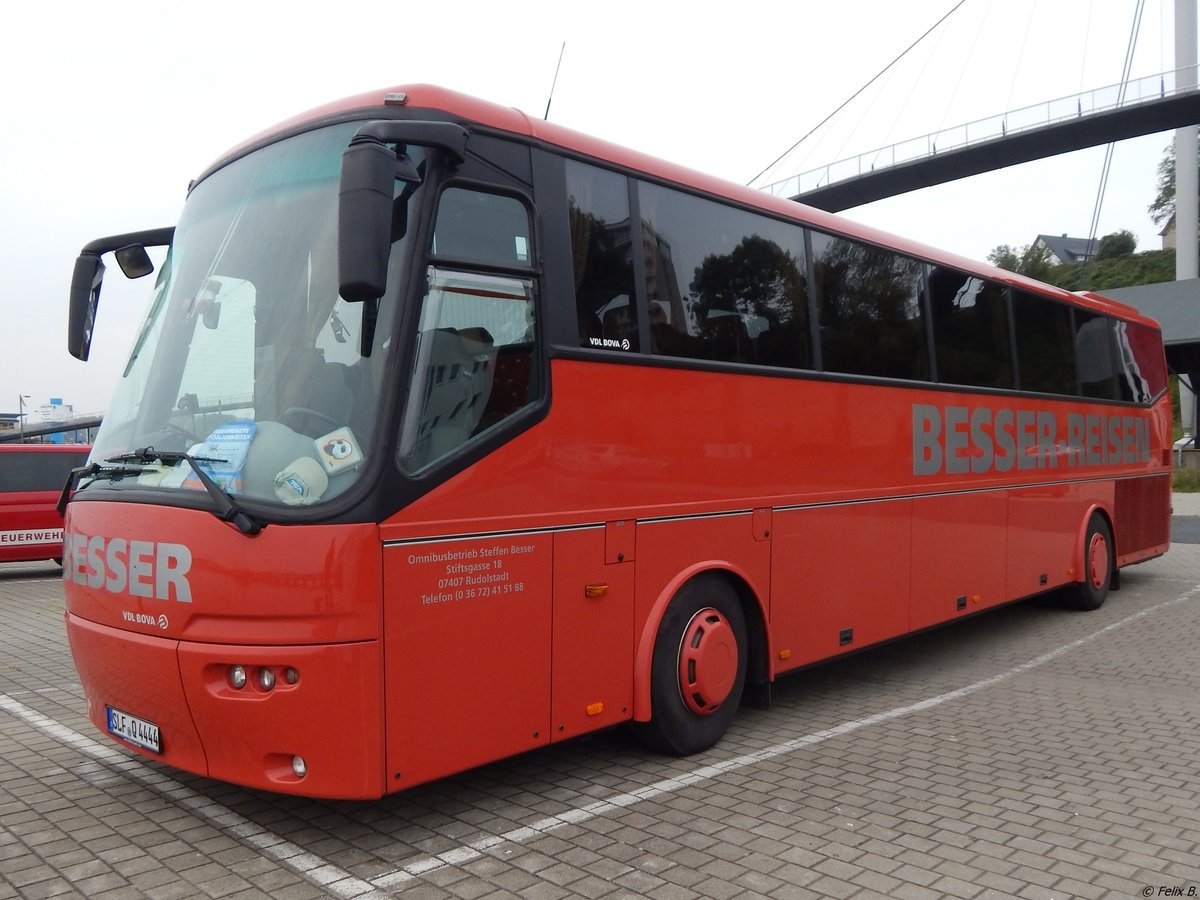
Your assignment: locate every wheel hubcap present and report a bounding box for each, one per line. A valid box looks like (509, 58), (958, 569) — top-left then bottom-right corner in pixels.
(678, 608), (738, 716)
(1088, 532), (1109, 589)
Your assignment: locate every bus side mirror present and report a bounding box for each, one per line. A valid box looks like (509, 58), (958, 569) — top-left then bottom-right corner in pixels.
(114, 244), (155, 279)
(66, 226), (174, 362)
(338, 120), (467, 302)
(68, 254), (105, 361)
(338, 137), (401, 303)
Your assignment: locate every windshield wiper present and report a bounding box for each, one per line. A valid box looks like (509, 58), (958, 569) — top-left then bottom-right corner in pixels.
(59, 447), (263, 536)
(114, 447), (263, 536)
(57, 461), (146, 514)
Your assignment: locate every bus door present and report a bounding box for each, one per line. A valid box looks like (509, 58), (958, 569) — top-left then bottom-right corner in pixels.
(382, 135), (576, 788)
(550, 522), (635, 740)
(383, 535), (553, 789)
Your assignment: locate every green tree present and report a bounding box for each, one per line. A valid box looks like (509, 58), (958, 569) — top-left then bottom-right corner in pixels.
(1149, 141), (1180, 226)
(1096, 229), (1137, 259)
(986, 244), (1020, 271)
(1148, 138), (1200, 227)
(1018, 242), (1053, 281)
(986, 241), (1052, 279)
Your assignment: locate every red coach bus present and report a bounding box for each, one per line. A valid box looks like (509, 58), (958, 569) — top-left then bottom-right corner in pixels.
(62, 84), (1171, 799)
(0, 444), (91, 565)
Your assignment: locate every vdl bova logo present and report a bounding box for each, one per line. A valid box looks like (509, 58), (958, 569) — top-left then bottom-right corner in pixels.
(912, 402), (1151, 477)
(121, 610), (171, 630)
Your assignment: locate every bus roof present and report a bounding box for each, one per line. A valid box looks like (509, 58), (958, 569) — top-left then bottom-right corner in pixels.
(0, 444), (91, 452)
(213, 83), (1160, 331)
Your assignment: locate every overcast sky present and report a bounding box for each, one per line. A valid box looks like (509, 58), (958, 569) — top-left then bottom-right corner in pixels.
(0, 0), (1184, 417)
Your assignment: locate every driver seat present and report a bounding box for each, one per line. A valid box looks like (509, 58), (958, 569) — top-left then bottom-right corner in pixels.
(281, 351), (355, 438)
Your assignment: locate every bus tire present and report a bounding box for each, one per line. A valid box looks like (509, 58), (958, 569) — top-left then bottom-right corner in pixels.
(634, 574), (747, 756)
(1069, 514), (1114, 611)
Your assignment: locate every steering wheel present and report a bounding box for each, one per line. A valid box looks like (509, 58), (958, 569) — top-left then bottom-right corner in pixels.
(143, 421), (200, 450)
(282, 407), (342, 436)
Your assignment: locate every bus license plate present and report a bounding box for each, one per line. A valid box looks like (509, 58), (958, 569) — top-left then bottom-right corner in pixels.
(106, 706), (161, 754)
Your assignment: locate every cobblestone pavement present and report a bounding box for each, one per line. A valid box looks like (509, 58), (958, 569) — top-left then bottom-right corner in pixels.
(2, 539), (1200, 900)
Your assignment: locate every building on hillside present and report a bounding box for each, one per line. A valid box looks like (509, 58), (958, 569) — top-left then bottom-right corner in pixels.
(1032, 233), (1097, 265)
(1159, 214), (1177, 250)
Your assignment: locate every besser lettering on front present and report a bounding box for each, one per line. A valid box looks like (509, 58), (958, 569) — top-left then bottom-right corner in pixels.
(62, 531), (192, 602)
(913, 403), (1150, 476)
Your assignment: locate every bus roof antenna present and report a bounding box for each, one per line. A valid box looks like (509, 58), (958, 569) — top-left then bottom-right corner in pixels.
(544, 42), (566, 121)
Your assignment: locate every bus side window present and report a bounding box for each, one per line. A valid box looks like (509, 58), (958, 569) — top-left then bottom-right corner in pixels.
(637, 182), (811, 369)
(1012, 290), (1077, 395)
(399, 187), (539, 474)
(1115, 321), (1164, 403)
(811, 233), (928, 381)
(1075, 310), (1120, 400)
(565, 161), (639, 352)
(0, 449), (91, 492)
(398, 268), (537, 473)
(431, 188), (532, 268)
(927, 267), (1014, 390)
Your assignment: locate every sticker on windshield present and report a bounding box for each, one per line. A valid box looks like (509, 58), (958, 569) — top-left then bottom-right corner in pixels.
(183, 419), (257, 492)
(315, 427), (363, 475)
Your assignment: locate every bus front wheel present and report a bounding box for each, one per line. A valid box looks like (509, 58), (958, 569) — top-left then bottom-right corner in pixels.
(634, 575), (747, 756)
(1069, 514), (1114, 611)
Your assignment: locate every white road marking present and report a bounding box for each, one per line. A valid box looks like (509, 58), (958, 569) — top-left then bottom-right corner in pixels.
(374, 585), (1200, 887)
(0, 695), (389, 900)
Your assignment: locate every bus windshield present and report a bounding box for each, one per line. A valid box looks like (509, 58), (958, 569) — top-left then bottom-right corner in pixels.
(87, 123), (414, 509)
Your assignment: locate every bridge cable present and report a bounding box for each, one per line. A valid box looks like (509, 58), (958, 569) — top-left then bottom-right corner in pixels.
(864, 8), (956, 166)
(1079, 0), (1095, 95)
(934, 0), (993, 136)
(1081, 0), (1146, 286)
(745, 0), (969, 187)
(1004, 0), (1038, 113)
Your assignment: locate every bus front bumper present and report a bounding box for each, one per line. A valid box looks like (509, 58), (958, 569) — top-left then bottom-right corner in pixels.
(66, 613), (385, 799)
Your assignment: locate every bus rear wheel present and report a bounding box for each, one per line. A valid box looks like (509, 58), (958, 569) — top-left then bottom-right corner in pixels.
(1069, 514), (1114, 611)
(634, 575), (747, 756)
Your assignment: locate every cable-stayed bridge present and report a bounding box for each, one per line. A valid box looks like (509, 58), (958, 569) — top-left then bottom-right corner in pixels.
(763, 69), (1200, 212)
